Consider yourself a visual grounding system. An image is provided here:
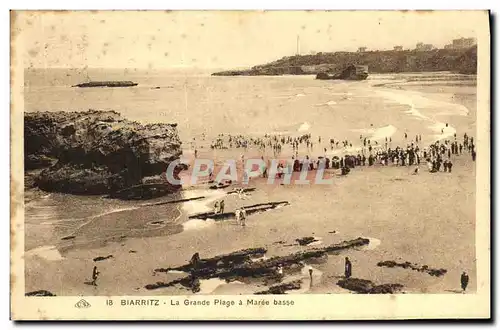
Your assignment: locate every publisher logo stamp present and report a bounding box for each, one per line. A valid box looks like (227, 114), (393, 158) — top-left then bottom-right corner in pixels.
(75, 299), (91, 308)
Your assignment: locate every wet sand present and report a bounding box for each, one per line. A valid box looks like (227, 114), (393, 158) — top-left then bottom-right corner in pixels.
(25, 151), (475, 295)
(24, 74), (477, 296)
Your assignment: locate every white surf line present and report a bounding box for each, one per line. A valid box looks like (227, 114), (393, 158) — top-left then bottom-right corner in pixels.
(375, 89), (431, 121)
(297, 122), (311, 132)
(182, 218), (216, 231)
(62, 206), (141, 236)
(370, 125), (398, 142)
(374, 88), (464, 143)
(181, 189), (227, 215)
(314, 100), (339, 107)
(25, 245), (64, 261)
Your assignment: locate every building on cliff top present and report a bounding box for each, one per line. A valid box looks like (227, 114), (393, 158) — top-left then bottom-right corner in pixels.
(444, 37), (476, 50)
(415, 42), (435, 51)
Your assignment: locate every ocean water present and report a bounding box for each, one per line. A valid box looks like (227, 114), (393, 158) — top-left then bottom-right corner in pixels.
(24, 69), (475, 145)
(24, 68), (477, 254)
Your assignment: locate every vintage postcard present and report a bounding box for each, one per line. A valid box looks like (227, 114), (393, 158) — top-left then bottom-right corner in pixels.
(10, 10), (490, 320)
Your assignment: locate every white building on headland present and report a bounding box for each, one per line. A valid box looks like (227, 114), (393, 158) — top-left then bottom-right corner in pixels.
(444, 37), (477, 49)
(415, 42), (434, 51)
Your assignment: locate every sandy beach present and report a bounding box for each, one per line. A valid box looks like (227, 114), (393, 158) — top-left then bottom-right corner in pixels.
(24, 71), (477, 296)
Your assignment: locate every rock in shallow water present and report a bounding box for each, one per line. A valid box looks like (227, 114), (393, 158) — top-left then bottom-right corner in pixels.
(25, 110), (183, 198)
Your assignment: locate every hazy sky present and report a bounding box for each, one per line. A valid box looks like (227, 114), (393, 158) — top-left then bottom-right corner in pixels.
(18, 10), (482, 69)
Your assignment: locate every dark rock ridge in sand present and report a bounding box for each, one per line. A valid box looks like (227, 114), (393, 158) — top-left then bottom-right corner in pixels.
(337, 278), (404, 294)
(296, 236), (319, 246)
(26, 290), (57, 296)
(255, 280), (302, 294)
(377, 260), (447, 277)
(155, 248), (268, 274)
(93, 255), (114, 262)
(146, 238), (369, 291)
(25, 110), (183, 198)
(188, 201), (289, 220)
(72, 81), (138, 88)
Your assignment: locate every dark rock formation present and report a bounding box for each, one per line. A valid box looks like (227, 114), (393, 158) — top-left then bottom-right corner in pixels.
(155, 248), (268, 275)
(226, 187), (256, 195)
(316, 65), (368, 80)
(295, 236), (318, 246)
(377, 260), (447, 277)
(26, 290), (56, 296)
(93, 255), (113, 262)
(337, 278), (404, 294)
(25, 110), (183, 198)
(255, 280), (302, 294)
(72, 81), (138, 88)
(146, 238), (370, 291)
(25, 154), (57, 170)
(188, 201), (289, 220)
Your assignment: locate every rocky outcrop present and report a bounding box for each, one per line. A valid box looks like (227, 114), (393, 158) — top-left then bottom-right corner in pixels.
(25, 110), (183, 198)
(337, 278), (404, 294)
(155, 248), (268, 274)
(212, 46), (477, 76)
(295, 236), (318, 246)
(146, 238), (370, 291)
(255, 280), (302, 294)
(93, 255), (114, 262)
(26, 290), (56, 296)
(72, 81), (138, 88)
(377, 260), (447, 277)
(187, 201), (290, 220)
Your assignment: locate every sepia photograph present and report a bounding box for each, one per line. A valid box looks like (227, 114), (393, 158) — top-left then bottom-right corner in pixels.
(10, 9), (490, 320)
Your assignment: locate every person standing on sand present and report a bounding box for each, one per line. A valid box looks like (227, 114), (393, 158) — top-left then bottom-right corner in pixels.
(91, 265), (100, 286)
(344, 257), (352, 279)
(277, 264), (284, 280)
(214, 201), (219, 214)
(443, 160), (448, 173)
(190, 252), (200, 268)
(235, 209), (241, 225)
(240, 208), (247, 227)
(219, 200), (225, 214)
(308, 266), (313, 282)
(461, 271), (469, 292)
